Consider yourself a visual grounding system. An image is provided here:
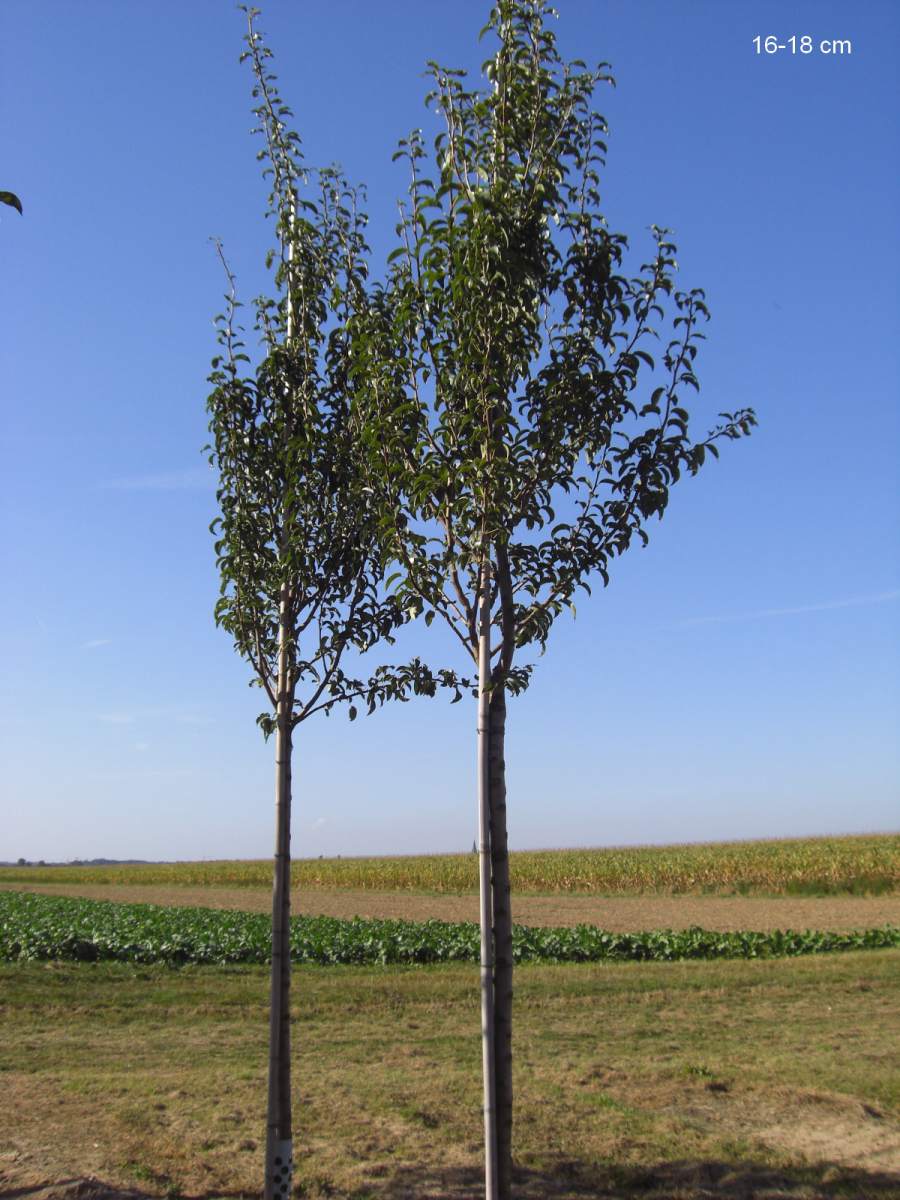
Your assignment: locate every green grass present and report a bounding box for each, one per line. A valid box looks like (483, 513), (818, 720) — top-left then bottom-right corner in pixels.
(1, 832), (897, 896)
(2, 952), (898, 1198)
(2, 891), (897, 966)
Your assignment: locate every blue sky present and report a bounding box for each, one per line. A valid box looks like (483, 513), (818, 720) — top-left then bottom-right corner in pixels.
(2, 1), (897, 862)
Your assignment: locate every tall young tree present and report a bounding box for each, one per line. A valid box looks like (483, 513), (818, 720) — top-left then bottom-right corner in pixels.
(354, 2), (756, 1195)
(207, 12), (444, 1197)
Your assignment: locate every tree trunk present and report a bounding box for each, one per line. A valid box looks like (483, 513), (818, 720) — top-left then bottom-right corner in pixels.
(265, 605), (294, 1200)
(477, 558), (499, 1200)
(488, 682), (513, 1199)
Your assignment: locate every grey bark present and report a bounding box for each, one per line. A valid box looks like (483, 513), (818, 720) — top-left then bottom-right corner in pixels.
(477, 558), (499, 1200)
(265, 602), (294, 1200)
(488, 682), (513, 1199)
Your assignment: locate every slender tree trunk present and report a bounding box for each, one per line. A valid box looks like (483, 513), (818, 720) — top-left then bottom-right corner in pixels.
(477, 558), (499, 1200)
(265, 601), (294, 1200)
(488, 683), (513, 1199)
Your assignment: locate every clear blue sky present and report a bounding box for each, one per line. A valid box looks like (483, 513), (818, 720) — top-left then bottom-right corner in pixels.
(2, 1), (898, 862)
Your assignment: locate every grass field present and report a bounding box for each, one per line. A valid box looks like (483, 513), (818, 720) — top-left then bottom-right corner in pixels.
(2, 832), (897, 896)
(1, 953), (898, 1199)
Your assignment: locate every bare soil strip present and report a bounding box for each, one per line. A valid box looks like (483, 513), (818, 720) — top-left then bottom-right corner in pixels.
(2, 881), (897, 931)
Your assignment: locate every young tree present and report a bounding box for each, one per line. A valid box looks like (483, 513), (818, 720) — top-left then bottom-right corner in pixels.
(207, 12), (446, 1197)
(353, 2), (756, 1195)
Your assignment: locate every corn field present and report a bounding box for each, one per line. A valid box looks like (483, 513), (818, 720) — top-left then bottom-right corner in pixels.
(2, 834), (896, 896)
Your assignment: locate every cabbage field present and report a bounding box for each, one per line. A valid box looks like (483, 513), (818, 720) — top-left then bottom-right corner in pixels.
(1, 891), (896, 966)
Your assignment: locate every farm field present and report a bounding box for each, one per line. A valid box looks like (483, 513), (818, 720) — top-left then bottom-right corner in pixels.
(2, 832), (897, 896)
(3, 835), (897, 1197)
(4, 893), (896, 966)
(1, 953), (898, 1200)
(3, 881), (900, 934)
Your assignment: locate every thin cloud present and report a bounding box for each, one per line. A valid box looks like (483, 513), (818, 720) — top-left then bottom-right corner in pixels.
(82, 638), (111, 650)
(311, 817), (328, 831)
(675, 589), (900, 628)
(99, 466), (216, 492)
(97, 712), (135, 725)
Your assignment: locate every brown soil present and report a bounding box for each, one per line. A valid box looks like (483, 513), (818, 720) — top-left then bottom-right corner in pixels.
(2, 881), (898, 931)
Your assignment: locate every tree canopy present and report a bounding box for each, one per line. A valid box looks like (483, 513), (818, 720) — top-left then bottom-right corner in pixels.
(354, 0), (755, 686)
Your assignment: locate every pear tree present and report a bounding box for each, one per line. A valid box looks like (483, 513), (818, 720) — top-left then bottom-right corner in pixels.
(353, 3), (755, 1195)
(207, 12), (445, 1196)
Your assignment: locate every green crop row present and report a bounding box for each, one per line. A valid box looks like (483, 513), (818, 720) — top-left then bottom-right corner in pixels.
(2, 833), (896, 895)
(1, 893), (897, 967)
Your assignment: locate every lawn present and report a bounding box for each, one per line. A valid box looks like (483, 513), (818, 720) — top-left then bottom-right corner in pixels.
(1, 951), (898, 1198)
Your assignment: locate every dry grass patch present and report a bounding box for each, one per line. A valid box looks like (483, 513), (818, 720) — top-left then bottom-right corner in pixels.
(0, 952), (898, 1198)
